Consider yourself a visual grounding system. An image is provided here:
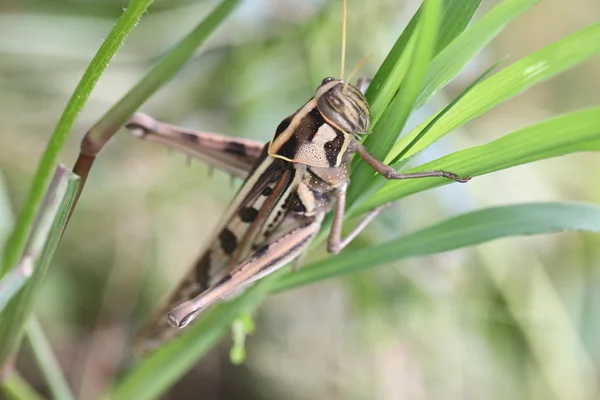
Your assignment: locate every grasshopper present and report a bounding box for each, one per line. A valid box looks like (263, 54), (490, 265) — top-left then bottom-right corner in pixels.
(126, 1), (470, 352)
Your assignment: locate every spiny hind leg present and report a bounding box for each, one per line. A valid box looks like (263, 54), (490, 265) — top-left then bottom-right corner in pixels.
(134, 219), (320, 353)
(167, 219), (321, 329)
(126, 113), (265, 178)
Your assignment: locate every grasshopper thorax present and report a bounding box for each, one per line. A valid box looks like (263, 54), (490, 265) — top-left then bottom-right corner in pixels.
(267, 78), (371, 168)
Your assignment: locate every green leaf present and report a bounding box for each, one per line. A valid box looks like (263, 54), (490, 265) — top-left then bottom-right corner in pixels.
(367, 0), (482, 122)
(107, 276), (272, 400)
(435, 0), (482, 53)
(349, 0), (442, 207)
(26, 318), (75, 400)
(0, 267), (30, 314)
(358, 106), (600, 213)
(1, 0), (153, 279)
(415, 0), (541, 109)
(0, 167), (79, 368)
(272, 202), (600, 292)
(2, 372), (45, 400)
(394, 59), (502, 164)
(386, 21), (600, 165)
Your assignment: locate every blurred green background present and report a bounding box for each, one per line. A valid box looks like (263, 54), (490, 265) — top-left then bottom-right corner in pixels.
(1, 0), (600, 399)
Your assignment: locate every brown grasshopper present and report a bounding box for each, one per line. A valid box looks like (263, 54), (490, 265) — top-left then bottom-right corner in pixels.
(126, 2), (470, 353)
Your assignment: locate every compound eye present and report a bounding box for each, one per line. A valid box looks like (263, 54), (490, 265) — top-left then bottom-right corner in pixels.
(321, 77), (335, 85)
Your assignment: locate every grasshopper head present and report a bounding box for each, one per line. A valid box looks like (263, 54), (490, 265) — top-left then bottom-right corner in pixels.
(314, 77), (371, 135)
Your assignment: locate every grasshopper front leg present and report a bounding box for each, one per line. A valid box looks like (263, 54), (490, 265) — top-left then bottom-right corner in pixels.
(126, 113), (265, 178)
(353, 142), (470, 182)
(327, 143), (470, 254)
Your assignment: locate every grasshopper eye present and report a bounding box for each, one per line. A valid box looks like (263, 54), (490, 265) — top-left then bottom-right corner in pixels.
(321, 77), (335, 85)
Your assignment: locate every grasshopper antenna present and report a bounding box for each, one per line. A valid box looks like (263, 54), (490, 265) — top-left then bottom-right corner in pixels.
(346, 53), (372, 84)
(340, 0), (347, 79)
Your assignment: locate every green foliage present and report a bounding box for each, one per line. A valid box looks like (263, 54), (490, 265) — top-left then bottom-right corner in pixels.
(274, 202), (600, 291)
(0, 167), (79, 366)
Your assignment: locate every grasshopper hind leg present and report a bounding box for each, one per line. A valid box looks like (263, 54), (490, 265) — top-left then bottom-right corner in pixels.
(126, 113), (265, 178)
(167, 218), (321, 329)
(134, 217), (321, 353)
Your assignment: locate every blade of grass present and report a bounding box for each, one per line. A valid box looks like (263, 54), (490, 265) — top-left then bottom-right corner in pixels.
(271, 202), (600, 292)
(414, 0), (541, 109)
(359, 106), (600, 213)
(1, 0), (153, 278)
(478, 247), (597, 400)
(1, 372), (45, 400)
(26, 317), (75, 400)
(72, 0), (241, 224)
(394, 59), (503, 165)
(367, 0), (482, 123)
(386, 21), (600, 164)
(0, 166), (79, 372)
(434, 0), (482, 54)
(348, 0), (442, 207)
(0, 264), (32, 314)
(107, 274), (273, 400)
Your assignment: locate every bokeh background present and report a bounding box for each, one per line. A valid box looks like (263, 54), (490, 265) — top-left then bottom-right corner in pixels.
(1, 0), (600, 399)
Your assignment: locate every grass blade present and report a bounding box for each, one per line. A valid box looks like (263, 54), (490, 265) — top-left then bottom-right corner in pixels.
(367, 0), (482, 122)
(393, 59), (502, 164)
(0, 265), (32, 314)
(1, 372), (45, 400)
(272, 202), (600, 292)
(107, 276), (272, 400)
(414, 0), (541, 109)
(434, 0), (482, 53)
(1, 0), (153, 279)
(348, 0), (442, 207)
(359, 106), (600, 212)
(386, 21), (600, 164)
(0, 166), (79, 370)
(26, 318), (74, 400)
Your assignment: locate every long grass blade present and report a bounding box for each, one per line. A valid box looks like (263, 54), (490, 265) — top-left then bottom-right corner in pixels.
(348, 0), (442, 207)
(1, 372), (45, 400)
(367, 0), (482, 123)
(26, 318), (75, 400)
(386, 21), (600, 164)
(0, 167), (79, 370)
(414, 0), (541, 109)
(1, 0), (153, 279)
(107, 276), (272, 400)
(272, 202), (600, 291)
(360, 106), (600, 212)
